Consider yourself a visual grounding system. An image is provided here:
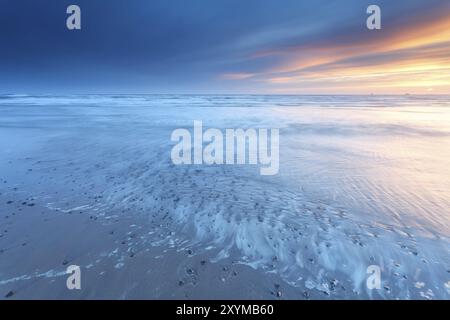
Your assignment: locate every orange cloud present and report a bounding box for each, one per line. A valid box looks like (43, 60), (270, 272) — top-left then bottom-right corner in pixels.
(230, 10), (450, 94)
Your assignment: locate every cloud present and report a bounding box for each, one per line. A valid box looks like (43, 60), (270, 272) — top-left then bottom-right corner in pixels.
(1, 0), (449, 93)
(224, 4), (450, 94)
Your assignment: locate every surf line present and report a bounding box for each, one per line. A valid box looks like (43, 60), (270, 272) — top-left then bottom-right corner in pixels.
(170, 120), (279, 175)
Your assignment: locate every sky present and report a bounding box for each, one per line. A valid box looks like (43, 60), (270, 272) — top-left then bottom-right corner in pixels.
(0, 0), (449, 94)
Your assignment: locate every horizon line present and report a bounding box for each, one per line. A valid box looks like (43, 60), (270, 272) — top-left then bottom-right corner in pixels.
(3, 93), (450, 97)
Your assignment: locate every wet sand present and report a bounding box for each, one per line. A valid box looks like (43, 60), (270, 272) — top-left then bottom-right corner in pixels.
(0, 189), (310, 300)
(1, 94), (449, 299)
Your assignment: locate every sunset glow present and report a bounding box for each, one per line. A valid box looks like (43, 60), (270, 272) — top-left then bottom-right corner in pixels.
(222, 9), (450, 94)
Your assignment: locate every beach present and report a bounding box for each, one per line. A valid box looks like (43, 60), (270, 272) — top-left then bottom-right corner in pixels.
(1, 94), (449, 299)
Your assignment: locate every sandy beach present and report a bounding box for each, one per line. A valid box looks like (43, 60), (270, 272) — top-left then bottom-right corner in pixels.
(1, 94), (449, 299)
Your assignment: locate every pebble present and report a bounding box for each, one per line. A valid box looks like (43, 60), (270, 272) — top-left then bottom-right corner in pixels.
(187, 268), (195, 275)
